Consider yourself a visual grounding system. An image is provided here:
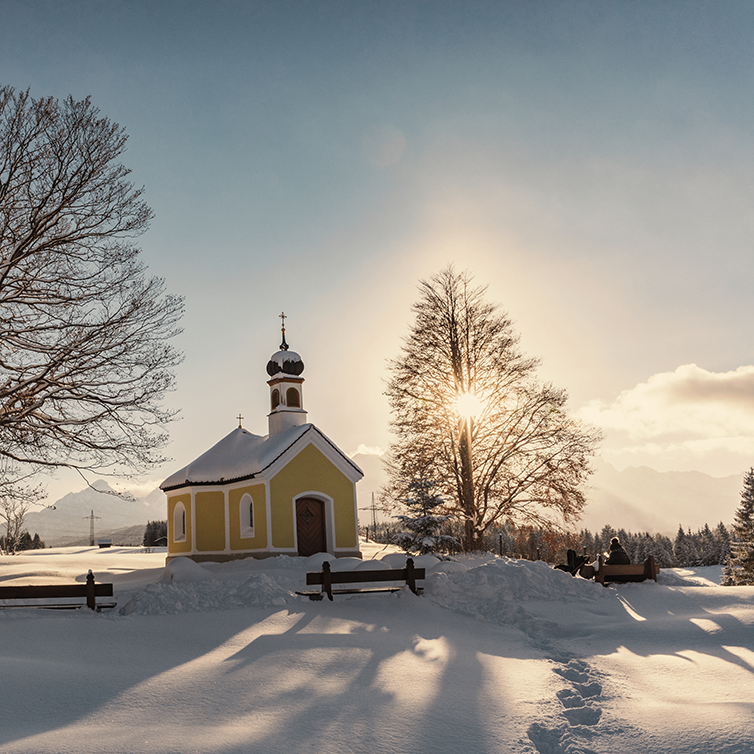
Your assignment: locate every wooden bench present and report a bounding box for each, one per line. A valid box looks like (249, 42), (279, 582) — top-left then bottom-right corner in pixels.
(594, 555), (659, 586)
(297, 558), (426, 601)
(0, 570), (116, 611)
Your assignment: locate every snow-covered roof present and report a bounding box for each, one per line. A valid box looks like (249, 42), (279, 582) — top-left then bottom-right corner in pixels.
(160, 423), (362, 491)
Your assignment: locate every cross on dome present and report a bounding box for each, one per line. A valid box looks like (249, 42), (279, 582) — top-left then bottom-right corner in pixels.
(279, 311), (288, 351)
(266, 315), (305, 379)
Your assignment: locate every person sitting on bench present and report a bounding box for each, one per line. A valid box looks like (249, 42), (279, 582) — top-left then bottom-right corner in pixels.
(605, 537), (630, 565)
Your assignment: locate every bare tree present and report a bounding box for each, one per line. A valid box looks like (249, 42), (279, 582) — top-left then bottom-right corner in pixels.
(0, 86), (183, 493)
(383, 267), (601, 551)
(0, 496), (32, 554)
(0, 459), (44, 554)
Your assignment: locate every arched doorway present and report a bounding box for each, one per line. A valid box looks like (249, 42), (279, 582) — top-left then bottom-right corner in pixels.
(296, 497), (326, 557)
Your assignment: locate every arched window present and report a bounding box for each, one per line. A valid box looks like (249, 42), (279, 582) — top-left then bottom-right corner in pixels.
(173, 501), (187, 543)
(240, 493), (254, 538)
(271, 389), (280, 410)
(286, 387), (300, 407)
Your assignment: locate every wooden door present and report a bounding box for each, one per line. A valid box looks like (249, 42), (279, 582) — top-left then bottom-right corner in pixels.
(296, 498), (326, 557)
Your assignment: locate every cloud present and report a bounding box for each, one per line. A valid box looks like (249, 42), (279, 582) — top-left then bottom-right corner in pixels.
(350, 444), (386, 457)
(580, 364), (754, 438)
(579, 364), (754, 474)
(119, 479), (164, 498)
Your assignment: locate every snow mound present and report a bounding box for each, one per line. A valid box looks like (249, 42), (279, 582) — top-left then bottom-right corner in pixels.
(429, 560), (467, 574)
(379, 553), (412, 568)
(426, 558), (607, 634)
(159, 556), (215, 583)
(120, 571), (293, 614)
(329, 557), (364, 571)
(428, 558), (605, 603)
(303, 552), (335, 569)
(412, 554), (441, 569)
(377, 552), (441, 569)
(119, 580), (236, 615)
(233, 572), (291, 607)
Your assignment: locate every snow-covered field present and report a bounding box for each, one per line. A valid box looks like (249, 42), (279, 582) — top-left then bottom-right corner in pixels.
(1, 542), (753, 754)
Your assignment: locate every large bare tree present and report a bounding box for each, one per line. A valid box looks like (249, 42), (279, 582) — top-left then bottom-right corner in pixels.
(384, 267), (601, 551)
(0, 86), (183, 498)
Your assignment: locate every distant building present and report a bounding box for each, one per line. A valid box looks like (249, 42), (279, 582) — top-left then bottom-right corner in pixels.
(160, 320), (363, 562)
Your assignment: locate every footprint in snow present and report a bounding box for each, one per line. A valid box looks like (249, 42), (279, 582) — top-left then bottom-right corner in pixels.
(573, 681), (602, 698)
(557, 688), (587, 708)
(552, 663), (592, 684)
(562, 706), (603, 727)
(527, 722), (598, 754)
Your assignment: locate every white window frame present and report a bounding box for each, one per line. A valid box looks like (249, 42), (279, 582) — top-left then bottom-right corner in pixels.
(240, 492), (255, 538)
(174, 501), (187, 542)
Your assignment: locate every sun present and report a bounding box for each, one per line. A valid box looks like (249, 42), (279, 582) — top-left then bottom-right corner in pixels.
(455, 391), (483, 419)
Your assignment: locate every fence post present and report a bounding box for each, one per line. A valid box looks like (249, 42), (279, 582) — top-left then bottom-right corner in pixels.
(85, 570), (96, 610)
(322, 560), (333, 601)
(406, 557), (417, 594)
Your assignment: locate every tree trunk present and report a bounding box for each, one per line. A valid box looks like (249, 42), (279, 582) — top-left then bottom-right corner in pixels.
(459, 418), (476, 551)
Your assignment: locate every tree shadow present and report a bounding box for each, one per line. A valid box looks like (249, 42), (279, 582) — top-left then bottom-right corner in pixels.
(209, 595), (540, 754)
(0, 607), (270, 747)
(593, 583), (754, 677)
(0, 594), (547, 753)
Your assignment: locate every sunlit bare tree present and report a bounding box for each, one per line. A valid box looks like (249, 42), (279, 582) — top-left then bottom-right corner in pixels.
(0, 86), (183, 496)
(383, 266), (601, 551)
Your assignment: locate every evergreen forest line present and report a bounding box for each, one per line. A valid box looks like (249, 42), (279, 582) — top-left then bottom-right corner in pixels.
(364, 520), (731, 570)
(0, 531), (46, 553)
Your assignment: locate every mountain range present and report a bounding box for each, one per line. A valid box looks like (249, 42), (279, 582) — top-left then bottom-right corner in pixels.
(580, 458), (743, 534)
(24, 481), (165, 546)
(350, 453), (745, 536)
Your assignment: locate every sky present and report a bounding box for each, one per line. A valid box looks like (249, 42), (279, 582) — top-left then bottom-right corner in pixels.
(2, 0), (754, 502)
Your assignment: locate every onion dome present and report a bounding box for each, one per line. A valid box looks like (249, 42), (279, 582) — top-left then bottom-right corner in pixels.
(266, 348), (304, 377)
(266, 312), (305, 376)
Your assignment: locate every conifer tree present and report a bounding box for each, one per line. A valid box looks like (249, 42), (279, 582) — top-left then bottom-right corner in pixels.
(722, 469), (754, 586)
(632, 533), (651, 564)
(579, 528), (595, 559)
(674, 525), (701, 567)
(17, 531), (32, 551)
(143, 520), (168, 548)
(699, 524), (717, 566)
(393, 478), (459, 555)
(652, 533), (676, 568)
(714, 522), (731, 565)
(498, 527), (517, 558)
(598, 525), (617, 556)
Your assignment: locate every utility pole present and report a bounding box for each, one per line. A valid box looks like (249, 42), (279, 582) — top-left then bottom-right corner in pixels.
(83, 510), (102, 546)
(359, 492), (380, 542)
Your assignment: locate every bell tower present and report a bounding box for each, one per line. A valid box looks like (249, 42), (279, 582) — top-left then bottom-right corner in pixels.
(266, 313), (307, 435)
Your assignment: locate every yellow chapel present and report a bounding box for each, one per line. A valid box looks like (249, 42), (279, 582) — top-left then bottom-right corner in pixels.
(160, 321), (363, 562)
